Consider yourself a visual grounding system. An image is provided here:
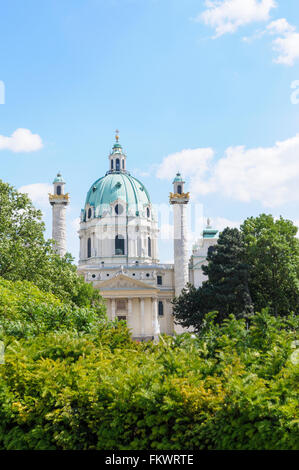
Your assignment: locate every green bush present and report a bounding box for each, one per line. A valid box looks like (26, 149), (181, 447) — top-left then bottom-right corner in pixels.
(0, 312), (298, 450)
(0, 277), (106, 339)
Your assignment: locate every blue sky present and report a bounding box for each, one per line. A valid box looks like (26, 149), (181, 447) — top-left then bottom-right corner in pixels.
(1, 0), (299, 262)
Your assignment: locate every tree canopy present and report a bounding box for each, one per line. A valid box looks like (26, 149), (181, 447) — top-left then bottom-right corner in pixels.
(0, 180), (101, 307)
(173, 215), (299, 331)
(242, 214), (299, 316)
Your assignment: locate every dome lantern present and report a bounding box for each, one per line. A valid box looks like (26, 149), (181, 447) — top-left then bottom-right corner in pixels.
(203, 218), (218, 239)
(108, 129), (127, 173)
(172, 172), (185, 195)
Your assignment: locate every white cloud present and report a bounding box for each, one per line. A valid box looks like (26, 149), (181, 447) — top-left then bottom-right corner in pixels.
(199, 0), (276, 37)
(156, 147), (214, 182)
(272, 30), (299, 66)
(157, 133), (299, 207)
(0, 128), (43, 153)
(267, 18), (295, 35)
(212, 216), (240, 232)
(242, 18), (299, 66)
(18, 183), (52, 208)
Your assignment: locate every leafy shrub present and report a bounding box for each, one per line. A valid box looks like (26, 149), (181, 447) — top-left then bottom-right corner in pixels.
(0, 312), (298, 450)
(0, 277), (106, 339)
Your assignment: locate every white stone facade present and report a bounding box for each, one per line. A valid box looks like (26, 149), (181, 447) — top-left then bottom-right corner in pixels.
(51, 137), (218, 339)
(189, 222), (219, 288)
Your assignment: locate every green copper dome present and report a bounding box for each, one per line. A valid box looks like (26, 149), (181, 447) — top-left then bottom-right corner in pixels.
(53, 173), (65, 184)
(173, 172), (183, 183)
(84, 172), (151, 219)
(112, 143), (122, 150)
(203, 219), (218, 239)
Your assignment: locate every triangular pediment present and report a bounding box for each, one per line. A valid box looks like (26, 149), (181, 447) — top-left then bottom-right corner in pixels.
(98, 273), (158, 290)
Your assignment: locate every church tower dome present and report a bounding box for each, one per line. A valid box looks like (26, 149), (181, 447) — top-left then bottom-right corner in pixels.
(108, 129), (127, 172)
(78, 132), (159, 266)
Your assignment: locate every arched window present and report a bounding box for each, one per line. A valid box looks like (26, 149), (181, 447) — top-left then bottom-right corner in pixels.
(147, 207), (150, 218)
(87, 238), (91, 258)
(111, 160), (114, 170)
(158, 301), (164, 316)
(88, 208), (92, 219)
(116, 158), (120, 171)
(57, 185), (61, 195)
(177, 185), (182, 194)
(115, 235), (125, 255)
(148, 237), (152, 257)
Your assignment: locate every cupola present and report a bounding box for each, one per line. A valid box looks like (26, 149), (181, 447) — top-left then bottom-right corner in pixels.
(203, 218), (218, 239)
(52, 172), (65, 196)
(172, 172), (184, 195)
(108, 130), (127, 173)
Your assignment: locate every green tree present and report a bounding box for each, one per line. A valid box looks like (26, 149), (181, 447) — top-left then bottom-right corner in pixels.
(201, 227), (254, 320)
(173, 228), (253, 331)
(0, 179), (101, 307)
(172, 283), (205, 333)
(0, 277), (106, 339)
(0, 179), (49, 280)
(241, 214), (299, 316)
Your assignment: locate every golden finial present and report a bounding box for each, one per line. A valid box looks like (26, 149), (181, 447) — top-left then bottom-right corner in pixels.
(115, 129), (119, 142)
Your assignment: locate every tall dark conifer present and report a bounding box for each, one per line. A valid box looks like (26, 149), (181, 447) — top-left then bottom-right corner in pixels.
(201, 227), (254, 321)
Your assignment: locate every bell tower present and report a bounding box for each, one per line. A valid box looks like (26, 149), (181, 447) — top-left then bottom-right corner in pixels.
(49, 173), (69, 256)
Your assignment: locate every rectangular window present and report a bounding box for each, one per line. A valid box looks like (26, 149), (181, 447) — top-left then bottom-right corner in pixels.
(157, 275), (163, 285)
(158, 301), (164, 316)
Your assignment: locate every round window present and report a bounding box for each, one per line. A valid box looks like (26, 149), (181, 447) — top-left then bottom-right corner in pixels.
(115, 204), (123, 215)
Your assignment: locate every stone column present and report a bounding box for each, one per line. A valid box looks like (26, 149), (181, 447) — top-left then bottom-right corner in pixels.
(152, 298), (160, 343)
(170, 178), (190, 334)
(127, 298), (133, 329)
(173, 203), (189, 297)
(49, 174), (69, 257)
(140, 298), (145, 337)
(111, 299), (116, 321)
(51, 202), (68, 256)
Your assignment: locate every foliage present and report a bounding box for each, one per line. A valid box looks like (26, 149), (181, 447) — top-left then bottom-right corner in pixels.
(242, 214), (299, 316)
(0, 179), (47, 280)
(0, 180), (101, 307)
(202, 228), (254, 319)
(173, 229), (254, 331)
(0, 312), (298, 450)
(173, 215), (299, 331)
(171, 283), (212, 333)
(0, 277), (106, 339)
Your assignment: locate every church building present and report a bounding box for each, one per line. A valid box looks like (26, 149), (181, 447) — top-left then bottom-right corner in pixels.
(49, 132), (218, 339)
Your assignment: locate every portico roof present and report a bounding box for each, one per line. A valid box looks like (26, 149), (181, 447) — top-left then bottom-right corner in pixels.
(95, 273), (160, 297)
